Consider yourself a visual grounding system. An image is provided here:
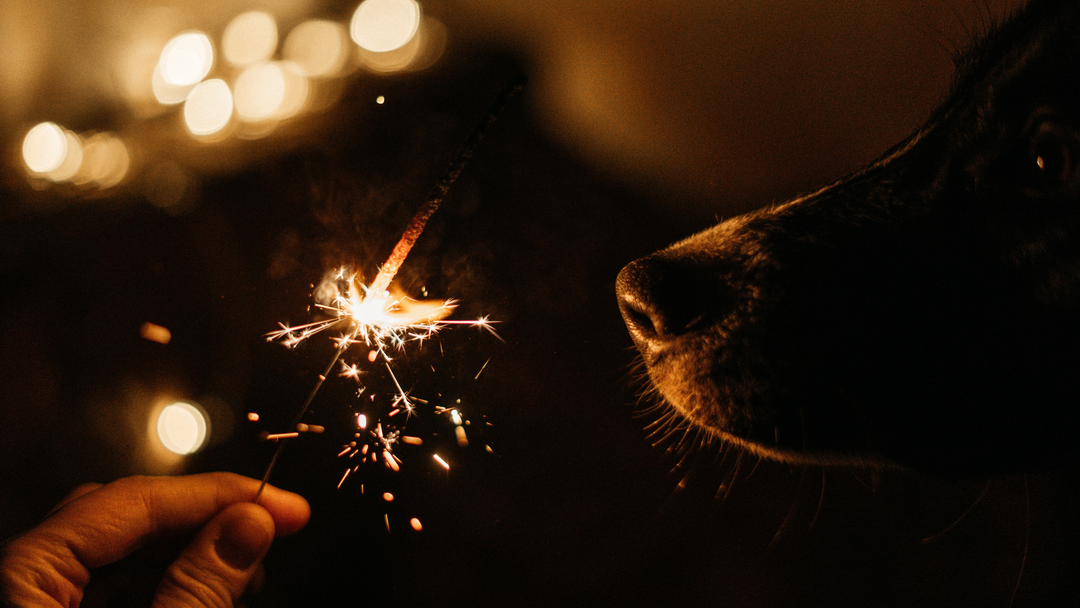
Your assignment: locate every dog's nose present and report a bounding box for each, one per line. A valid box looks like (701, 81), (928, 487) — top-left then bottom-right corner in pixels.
(616, 256), (718, 340)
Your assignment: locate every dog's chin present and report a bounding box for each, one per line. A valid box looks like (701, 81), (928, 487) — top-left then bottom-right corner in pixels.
(650, 383), (903, 471)
(641, 339), (903, 471)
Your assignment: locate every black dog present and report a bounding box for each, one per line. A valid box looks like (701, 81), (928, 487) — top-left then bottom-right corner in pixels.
(617, 0), (1080, 477)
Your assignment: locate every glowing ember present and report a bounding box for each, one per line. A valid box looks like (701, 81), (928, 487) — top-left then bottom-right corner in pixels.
(432, 454), (450, 470)
(140, 322), (172, 345)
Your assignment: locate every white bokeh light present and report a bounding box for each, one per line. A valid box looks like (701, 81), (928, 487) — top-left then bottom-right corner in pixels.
(284, 19), (349, 77)
(77, 134), (130, 188)
(159, 32), (214, 86)
(156, 402), (209, 455)
(350, 0), (420, 53)
(22, 122), (68, 174)
(234, 62), (285, 121)
(152, 64), (195, 105)
(183, 79), (233, 135)
(234, 61), (308, 122)
(44, 131), (84, 182)
(223, 11), (278, 67)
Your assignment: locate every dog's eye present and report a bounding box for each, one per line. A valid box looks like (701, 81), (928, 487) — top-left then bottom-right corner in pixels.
(1026, 121), (1078, 191)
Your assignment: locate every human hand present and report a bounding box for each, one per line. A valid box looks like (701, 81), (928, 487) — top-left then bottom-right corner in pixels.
(0, 472), (309, 607)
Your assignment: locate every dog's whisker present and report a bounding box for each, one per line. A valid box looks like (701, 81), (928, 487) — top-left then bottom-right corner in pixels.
(1008, 474), (1031, 608)
(919, 479), (995, 545)
(713, 446), (746, 506)
(808, 468), (826, 532)
(767, 466), (811, 551)
(742, 453), (764, 481)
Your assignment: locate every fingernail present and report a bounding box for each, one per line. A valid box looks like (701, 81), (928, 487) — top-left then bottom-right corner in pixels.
(215, 512), (271, 571)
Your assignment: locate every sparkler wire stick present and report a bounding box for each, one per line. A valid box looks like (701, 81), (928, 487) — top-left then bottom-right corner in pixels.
(367, 74), (526, 296)
(255, 338), (351, 502)
(254, 75), (525, 504)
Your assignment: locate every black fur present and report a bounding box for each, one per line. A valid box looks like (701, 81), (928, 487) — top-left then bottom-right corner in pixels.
(617, 0), (1080, 477)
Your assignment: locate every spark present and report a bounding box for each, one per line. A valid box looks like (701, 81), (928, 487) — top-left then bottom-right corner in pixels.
(266, 269), (492, 358)
(474, 358), (491, 380)
(339, 361), (362, 380)
(265, 432), (299, 440)
(252, 75), (524, 518)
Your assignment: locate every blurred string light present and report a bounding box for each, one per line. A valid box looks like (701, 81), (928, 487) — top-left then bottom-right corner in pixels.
(22, 122), (67, 173)
(184, 79), (233, 136)
(22, 122), (130, 188)
(350, 0), (421, 53)
(46, 131), (83, 182)
(156, 401), (209, 455)
(222, 12), (278, 67)
(75, 134), (131, 189)
(21, 1), (441, 195)
(234, 61), (309, 123)
(283, 20), (349, 78)
(159, 32), (215, 86)
(152, 64), (196, 105)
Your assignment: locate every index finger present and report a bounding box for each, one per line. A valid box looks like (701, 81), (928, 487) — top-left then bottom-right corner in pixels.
(35, 473), (309, 569)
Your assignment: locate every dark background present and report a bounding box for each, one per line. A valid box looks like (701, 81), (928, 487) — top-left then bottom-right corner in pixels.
(3, 0), (1079, 606)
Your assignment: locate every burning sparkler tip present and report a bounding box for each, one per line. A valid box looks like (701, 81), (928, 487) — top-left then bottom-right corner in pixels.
(258, 77), (519, 525)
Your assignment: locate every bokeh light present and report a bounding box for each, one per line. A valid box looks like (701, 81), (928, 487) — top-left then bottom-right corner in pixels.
(350, 0), (420, 53)
(73, 133), (130, 188)
(283, 19), (349, 77)
(156, 401), (209, 455)
(275, 62), (310, 119)
(17, 4), (442, 195)
(234, 61), (308, 122)
(23, 124), (130, 188)
(89, 135), (130, 189)
(234, 62), (284, 121)
(42, 131), (83, 182)
(222, 11), (278, 67)
(356, 23), (421, 72)
(159, 31), (214, 86)
(183, 78), (233, 136)
(152, 64), (195, 105)
(355, 16), (444, 74)
(22, 122), (67, 173)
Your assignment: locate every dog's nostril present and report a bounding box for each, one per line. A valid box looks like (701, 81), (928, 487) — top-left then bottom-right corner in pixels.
(616, 256), (719, 339)
(618, 291), (661, 337)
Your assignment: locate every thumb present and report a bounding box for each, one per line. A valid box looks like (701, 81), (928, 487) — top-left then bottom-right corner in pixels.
(153, 502), (274, 608)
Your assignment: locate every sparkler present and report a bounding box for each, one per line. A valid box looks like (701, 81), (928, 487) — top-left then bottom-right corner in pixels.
(254, 76), (524, 505)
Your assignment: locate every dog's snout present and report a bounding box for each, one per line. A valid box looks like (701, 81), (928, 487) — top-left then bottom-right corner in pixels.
(617, 256), (721, 341)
